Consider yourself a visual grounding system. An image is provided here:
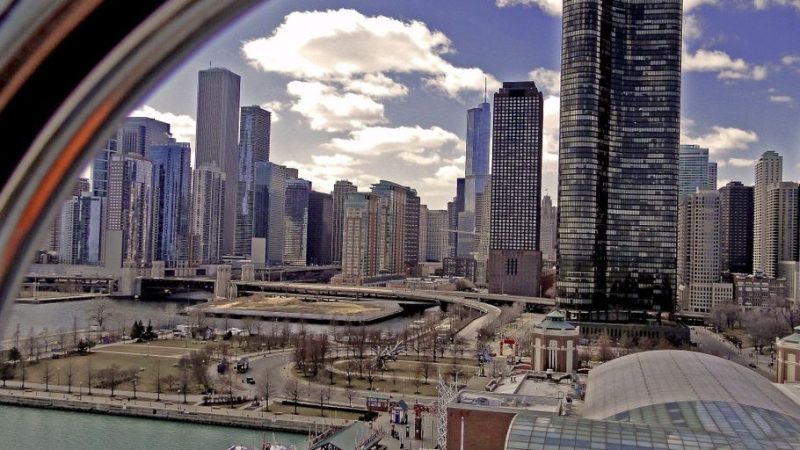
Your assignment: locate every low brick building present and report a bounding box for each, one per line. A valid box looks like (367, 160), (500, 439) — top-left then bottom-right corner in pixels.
(776, 326), (800, 384)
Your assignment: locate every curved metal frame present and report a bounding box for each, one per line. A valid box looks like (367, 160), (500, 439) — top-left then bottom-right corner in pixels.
(0, 0), (264, 330)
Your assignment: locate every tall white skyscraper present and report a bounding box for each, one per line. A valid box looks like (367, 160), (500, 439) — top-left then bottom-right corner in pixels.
(196, 67), (241, 257)
(332, 180), (358, 265)
(753, 151), (783, 274)
(765, 182), (799, 278)
(106, 153), (153, 267)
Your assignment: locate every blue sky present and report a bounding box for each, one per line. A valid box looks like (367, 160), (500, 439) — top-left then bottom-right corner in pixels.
(136, 0), (800, 209)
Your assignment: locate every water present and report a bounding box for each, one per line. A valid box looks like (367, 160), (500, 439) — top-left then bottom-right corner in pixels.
(0, 404), (307, 449)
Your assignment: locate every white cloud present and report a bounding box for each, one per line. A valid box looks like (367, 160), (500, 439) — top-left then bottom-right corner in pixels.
(259, 100), (285, 122)
(286, 81), (386, 132)
(541, 95), (560, 173)
(242, 9), (499, 99)
(683, 14), (703, 42)
(129, 105), (196, 148)
(398, 152), (441, 165)
(728, 158), (756, 168)
(283, 153), (363, 193)
(770, 95), (793, 103)
(528, 68), (560, 96)
(683, 49), (767, 81)
(496, 0), (713, 15)
(682, 123), (759, 155)
(422, 165), (465, 187)
(782, 55), (800, 65)
(324, 125), (462, 159)
(754, 0), (800, 10)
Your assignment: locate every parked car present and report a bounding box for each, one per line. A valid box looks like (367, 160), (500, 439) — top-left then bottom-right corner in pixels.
(246, 377), (255, 385)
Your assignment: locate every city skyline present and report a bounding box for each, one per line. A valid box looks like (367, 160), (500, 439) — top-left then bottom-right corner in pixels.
(128, 0), (800, 210)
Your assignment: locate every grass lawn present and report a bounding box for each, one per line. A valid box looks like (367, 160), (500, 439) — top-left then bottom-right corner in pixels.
(95, 344), (189, 357)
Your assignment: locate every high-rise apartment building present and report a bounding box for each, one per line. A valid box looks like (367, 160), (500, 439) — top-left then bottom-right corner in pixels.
(719, 182), (754, 275)
(195, 67), (240, 257)
(708, 162), (718, 191)
(425, 210), (449, 262)
(106, 153), (153, 267)
(371, 180), (410, 275)
(679, 144), (713, 199)
(307, 191), (333, 266)
(677, 189), (732, 316)
(753, 151), (783, 274)
(235, 106), (271, 257)
(488, 81), (543, 297)
(189, 163), (225, 265)
(59, 193), (104, 265)
(341, 192), (381, 281)
(765, 182), (799, 278)
(405, 190), (421, 273)
(150, 143), (191, 264)
(540, 194), (557, 262)
(557, 0), (682, 317)
(266, 163), (298, 265)
(418, 204), (429, 265)
(91, 136), (118, 198)
(250, 162), (271, 266)
(332, 180), (357, 264)
(474, 180), (492, 284)
(117, 117), (173, 157)
(283, 178), (311, 266)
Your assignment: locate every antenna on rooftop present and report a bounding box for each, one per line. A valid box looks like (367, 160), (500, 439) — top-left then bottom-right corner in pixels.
(484, 77), (487, 103)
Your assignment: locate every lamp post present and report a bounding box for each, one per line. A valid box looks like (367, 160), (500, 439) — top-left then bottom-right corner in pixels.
(79, 381), (83, 400)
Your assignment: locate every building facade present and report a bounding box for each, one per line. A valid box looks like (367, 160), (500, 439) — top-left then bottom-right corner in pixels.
(733, 273), (786, 308)
(332, 180), (357, 264)
(557, 0), (682, 317)
(266, 163), (298, 265)
(117, 116), (173, 157)
(719, 181), (754, 275)
(283, 179), (311, 266)
(489, 81), (543, 297)
(59, 193), (104, 265)
(540, 194), (557, 262)
(765, 182), (799, 278)
(679, 144), (713, 199)
(753, 151), (783, 274)
(235, 105), (271, 257)
(149, 143), (191, 264)
(341, 192), (381, 281)
(425, 209), (449, 262)
(371, 180), (410, 275)
(106, 153), (153, 267)
(307, 191), (333, 266)
(189, 163), (225, 265)
(195, 67), (241, 257)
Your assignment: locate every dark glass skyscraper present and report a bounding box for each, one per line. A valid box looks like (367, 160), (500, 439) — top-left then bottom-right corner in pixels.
(719, 182), (754, 275)
(150, 143), (191, 263)
(488, 81), (543, 297)
(557, 0), (682, 317)
(307, 191), (333, 266)
(235, 105), (271, 257)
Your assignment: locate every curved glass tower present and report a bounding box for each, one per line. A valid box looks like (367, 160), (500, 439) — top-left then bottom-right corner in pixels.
(557, 0), (682, 318)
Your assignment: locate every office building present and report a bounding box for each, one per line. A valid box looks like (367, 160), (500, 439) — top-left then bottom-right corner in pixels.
(117, 117), (173, 157)
(250, 162), (271, 266)
(754, 151), (783, 274)
(91, 135), (119, 198)
(195, 67), (241, 257)
(106, 153), (153, 267)
(677, 189), (732, 316)
(447, 199), (457, 258)
(59, 193), (104, 265)
(149, 142), (191, 264)
(405, 190), (421, 272)
(465, 100), (491, 213)
(474, 181), (492, 284)
(425, 209), (449, 262)
(488, 81), (543, 297)
(307, 191), (333, 266)
(341, 192), (381, 281)
(418, 204), (428, 266)
(733, 273), (786, 308)
(708, 162), (718, 190)
(283, 178), (310, 266)
(371, 180), (411, 275)
(189, 163), (225, 265)
(679, 144), (713, 199)
(235, 105), (271, 257)
(557, 0), (682, 317)
(332, 180), (357, 264)
(540, 194), (557, 262)
(765, 182), (799, 278)
(266, 163), (298, 265)
(778, 261), (800, 305)
(719, 182), (754, 275)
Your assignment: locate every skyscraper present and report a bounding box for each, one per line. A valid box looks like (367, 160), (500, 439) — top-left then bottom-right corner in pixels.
(719, 182), (754, 275)
(465, 101), (491, 213)
(307, 191), (333, 266)
(332, 180), (357, 264)
(753, 151), (783, 274)
(235, 106), (271, 257)
(488, 81), (543, 297)
(371, 180), (411, 275)
(404, 189), (421, 273)
(679, 144), (713, 199)
(266, 163), (298, 265)
(117, 117), (173, 157)
(708, 162), (718, 191)
(557, 0), (682, 317)
(195, 67), (241, 257)
(765, 182), (799, 278)
(283, 178), (311, 266)
(425, 209), (449, 262)
(91, 135), (119, 198)
(189, 163), (225, 265)
(341, 192), (381, 280)
(474, 180), (492, 284)
(418, 204), (429, 265)
(149, 142), (191, 264)
(106, 153), (153, 266)
(540, 194), (557, 262)
(59, 193), (104, 265)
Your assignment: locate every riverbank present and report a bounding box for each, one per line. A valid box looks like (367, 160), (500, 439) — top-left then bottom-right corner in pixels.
(0, 386), (349, 434)
(15, 293), (104, 304)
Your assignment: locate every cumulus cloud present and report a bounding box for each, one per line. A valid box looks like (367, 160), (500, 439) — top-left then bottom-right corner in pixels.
(422, 165), (465, 187)
(287, 81), (386, 132)
(728, 158), (757, 168)
(683, 49), (768, 81)
(782, 55), (800, 65)
(129, 105), (196, 147)
(541, 95), (560, 174)
(241, 9), (499, 99)
(324, 125), (462, 160)
(283, 153), (363, 193)
(753, 0), (800, 10)
(259, 100), (285, 122)
(682, 123), (759, 155)
(528, 68), (560, 96)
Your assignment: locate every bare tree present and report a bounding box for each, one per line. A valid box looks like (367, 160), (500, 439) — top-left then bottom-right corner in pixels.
(89, 298), (112, 329)
(596, 332), (612, 361)
(258, 372), (277, 412)
(420, 359), (433, 384)
(316, 385), (332, 416)
(283, 378), (303, 414)
(19, 358), (26, 389)
(86, 358), (93, 395)
(344, 360), (357, 387)
(451, 336), (468, 360)
(98, 363), (124, 396)
(153, 360), (162, 401)
(345, 388), (357, 407)
(413, 366), (423, 394)
(0, 355), (13, 387)
(42, 361), (53, 391)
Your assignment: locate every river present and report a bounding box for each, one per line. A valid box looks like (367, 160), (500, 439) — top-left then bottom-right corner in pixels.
(0, 404), (307, 449)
